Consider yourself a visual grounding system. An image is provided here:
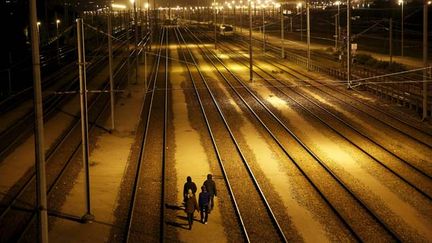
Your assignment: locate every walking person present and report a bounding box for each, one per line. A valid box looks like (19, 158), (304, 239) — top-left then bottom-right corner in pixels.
(183, 176), (197, 203)
(198, 186), (210, 224)
(203, 174), (217, 211)
(185, 189), (199, 230)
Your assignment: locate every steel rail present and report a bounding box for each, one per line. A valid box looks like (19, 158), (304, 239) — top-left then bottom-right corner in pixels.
(125, 28), (166, 243)
(0, 44), (134, 223)
(214, 36), (432, 201)
(187, 28), (400, 240)
(226, 34), (432, 179)
(185, 28), (366, 241)
(173, 27), (251, 243)
(9, 42), (133, 242)
(178, 27), (288, 243)
(247, 31), (432, 138)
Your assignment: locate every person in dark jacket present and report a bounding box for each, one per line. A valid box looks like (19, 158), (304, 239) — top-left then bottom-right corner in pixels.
(198, 186), (210, 224)
(183, 176), (197, 203)
(185, 189), (199, 230)
(203, 174), (217, 211)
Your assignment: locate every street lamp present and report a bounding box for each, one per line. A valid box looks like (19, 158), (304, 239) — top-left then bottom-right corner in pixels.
(398, 0), (404, 56)
(335, 1), (341, 50)
(297, 2), (303, 41)
(130, 0), (138, 84)
(56, 19), (60, 64)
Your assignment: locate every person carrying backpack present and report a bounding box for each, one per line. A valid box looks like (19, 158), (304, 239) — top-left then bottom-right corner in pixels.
(203, 174), (217, 211)
(198, 186), (210, 224)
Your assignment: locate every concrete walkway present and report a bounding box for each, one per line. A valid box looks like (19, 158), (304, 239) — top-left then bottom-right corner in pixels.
(49, 75), (146, 241)
(170, 49), (228, 242)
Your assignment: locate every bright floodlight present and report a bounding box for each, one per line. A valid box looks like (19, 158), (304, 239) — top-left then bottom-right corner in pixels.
(129, 0), (134, 3)
(56, 19), (60, 24)
(297, 2), (302, 8)
(144, 3), (149, 8)
(112, 3), (126, 9)
(37, 21), (41, 26)
(335, 1), (341, 5)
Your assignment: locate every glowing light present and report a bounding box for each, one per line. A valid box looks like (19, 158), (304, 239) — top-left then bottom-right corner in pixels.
(56, 19), (61, 24)
(112, 3), (126, 9)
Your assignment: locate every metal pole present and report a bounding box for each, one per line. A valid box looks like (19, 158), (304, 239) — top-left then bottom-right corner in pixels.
(76, 18), (94, 223)
(307, 0), (310, 70)
(338, 3), (340, 50)
(240, 6), (243, 33)
(422, 0), (428, 120)
(55, 12), (60, 65)
(108, 9), (115, 131)
(126, 11), (130, 84)
(144, 52), (147, 89)
(214, 1), (217, 49)
(300, 4), (303, 41)
(389, 18), (393, 64)
(401, 1), (404, 57)
(347, 0), (351, 89)
(30, 0), (48, 241)
(263, 7), (265, 53)
(335, 13), (338, 50)
(281, 4), (284, 58)
(290, 16), (292, 32)
(249, 0), (253, 82)
(134, 2), (138, 84)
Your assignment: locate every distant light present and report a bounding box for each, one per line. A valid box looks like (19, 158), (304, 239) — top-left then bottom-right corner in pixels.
(335, 1), (341, 5)
(112, 3), (126, 9)
(144, 3), (149, 9)
(129, 0), (135, 4)
(56, 19), (61, 24)
(428, 1), (431, 5)
(37, 21), (41, 26)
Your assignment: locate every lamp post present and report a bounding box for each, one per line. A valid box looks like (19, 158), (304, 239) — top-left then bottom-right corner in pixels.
(279, 3), (284, 58)
(422, 0), (429, 120)
(262, 4), (265, 53)
(335, 1), (340, 50)
(214, 0), (217, 49)
(398, 0), (404, 57)
(249, 0), (253, 82)
(130, 0), (138, 84)
(56, 18), (60, 64)
(347, 0), (351, 89)
(297, 2), (303, 41)
(306, 0), (310, 70)
(30, 0), (48, 241)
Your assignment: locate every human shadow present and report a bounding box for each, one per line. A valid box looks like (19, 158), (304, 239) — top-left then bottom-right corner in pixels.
(177, 215), (201, 223)
(166, 220), (189, 230)
(165, 203), (184, 211)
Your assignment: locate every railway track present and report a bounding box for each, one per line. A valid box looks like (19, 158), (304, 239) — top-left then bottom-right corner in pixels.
(0, 30), (136, 162)
(0, 33), (149, 243)
(213, 34), (432, 197)
(176, 26), (287, 242)
(182, 27), (432, 241)
(125, 27), (167, 242)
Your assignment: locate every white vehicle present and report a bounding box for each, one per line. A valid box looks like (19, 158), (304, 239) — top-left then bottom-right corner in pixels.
(218, 24), (234, 37)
